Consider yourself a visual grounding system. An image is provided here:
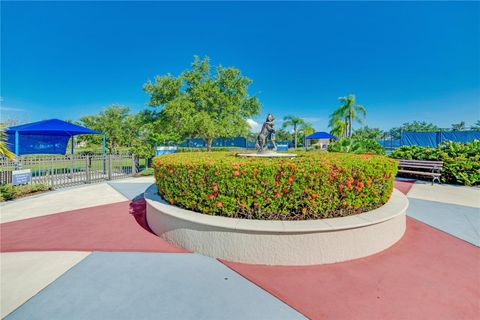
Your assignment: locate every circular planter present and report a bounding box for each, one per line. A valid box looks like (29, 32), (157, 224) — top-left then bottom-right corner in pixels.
(145, 184), (408, 266)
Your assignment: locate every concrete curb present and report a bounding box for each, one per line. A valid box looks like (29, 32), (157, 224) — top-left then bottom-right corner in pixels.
(145, 184), (408, 265)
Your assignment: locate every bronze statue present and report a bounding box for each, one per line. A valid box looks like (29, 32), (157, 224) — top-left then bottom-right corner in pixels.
(256, 114), (277, 152)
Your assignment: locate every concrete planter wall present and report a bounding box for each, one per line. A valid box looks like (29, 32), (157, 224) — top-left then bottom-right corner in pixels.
(145, 185), (408, 266)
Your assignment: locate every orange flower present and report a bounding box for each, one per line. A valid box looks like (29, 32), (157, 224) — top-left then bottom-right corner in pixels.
(216, 202), (223, 207)
(255, 190), (262, 195)
(233, 170), (240, 176)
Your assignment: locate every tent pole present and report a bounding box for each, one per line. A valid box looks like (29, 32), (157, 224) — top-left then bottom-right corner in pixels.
(14, 131), (19, 156)
(102, 134), (106, 174)
(70, 135), (75, 179)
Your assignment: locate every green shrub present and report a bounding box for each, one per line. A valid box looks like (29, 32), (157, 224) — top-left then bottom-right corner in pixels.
(152, 152), (397, 220)
(139, 167), (154, 176)
(328, 137), (385, 155)
(391, 140), (480, 186)
(0, 183), (52, 202)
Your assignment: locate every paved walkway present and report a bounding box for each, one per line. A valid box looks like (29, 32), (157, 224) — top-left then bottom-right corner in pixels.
(1, 177), (479, 319)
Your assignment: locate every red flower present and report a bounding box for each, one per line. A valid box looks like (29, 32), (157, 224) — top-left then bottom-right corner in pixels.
(214, 171), (219, 176)
(206, 194), (215, 200)
(233, 170), (240, 176)
(216, 202), (223, 207)
(355, 181), (364, 191)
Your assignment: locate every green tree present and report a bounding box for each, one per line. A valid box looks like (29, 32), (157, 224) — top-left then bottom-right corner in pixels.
(275, 128), (293, 142)
(144, 56), (261, 151)
(451, 121), (466, 131)
(282, 115), (308, 149)
(389, 121), (439, 139)
(353, 126), (384, 140)
(471, 120), (480, 130)
(297, 122), (315, 147)
(328, 95), (366, 137)
(80, 105), (138, 153)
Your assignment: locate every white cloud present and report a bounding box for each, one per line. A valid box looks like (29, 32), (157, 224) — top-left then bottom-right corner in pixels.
(0, 106), (25, 112)
(247, 118), (261, 132)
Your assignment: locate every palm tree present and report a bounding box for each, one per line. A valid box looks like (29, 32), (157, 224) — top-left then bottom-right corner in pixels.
(471, 120), (480, 130)
(451, 121), (466, 131)
(0, 128), (15, 159)
(328, 95), (366, 137)
(282, 115), (307, 149)
(328, 116), (346, 138)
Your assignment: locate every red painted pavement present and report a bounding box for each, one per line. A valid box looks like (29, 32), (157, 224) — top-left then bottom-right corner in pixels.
(223, 218), (480, 320)
(0, 200), (188, 253)
(394, 179), (415, 195)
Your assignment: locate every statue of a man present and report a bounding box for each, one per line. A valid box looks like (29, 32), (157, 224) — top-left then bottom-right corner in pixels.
(256, 114), (277, 152)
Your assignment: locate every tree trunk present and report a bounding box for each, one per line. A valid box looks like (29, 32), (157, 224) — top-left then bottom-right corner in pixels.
(207, 138), (213, 152)
(349, 109), (353, 137)
(294, 125), (297, 149)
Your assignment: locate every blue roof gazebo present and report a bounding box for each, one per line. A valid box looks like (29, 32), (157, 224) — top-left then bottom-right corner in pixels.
(6, 119), (105, 156)
(305, 132), (337, 140)
(304, 132), (337, 150)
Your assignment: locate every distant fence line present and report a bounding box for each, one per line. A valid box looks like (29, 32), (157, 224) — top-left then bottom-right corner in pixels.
(0, 154), (135, 189)
(378, 130), (480, 151)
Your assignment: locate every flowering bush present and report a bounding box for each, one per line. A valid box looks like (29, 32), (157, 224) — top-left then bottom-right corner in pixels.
(152, 152), (398, 220)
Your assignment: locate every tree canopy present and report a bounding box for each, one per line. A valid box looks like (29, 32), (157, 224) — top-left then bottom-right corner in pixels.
(144, 56), (261, 150)
(353, 126), (384, 140)
(79, 105), (138, 153)
(389, 121), (439, 139)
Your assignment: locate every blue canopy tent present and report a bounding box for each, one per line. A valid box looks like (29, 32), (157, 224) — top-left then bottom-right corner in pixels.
(6, 119), (105, 156)
(305, 132), (337, 140)
(305, 132), (337, 150)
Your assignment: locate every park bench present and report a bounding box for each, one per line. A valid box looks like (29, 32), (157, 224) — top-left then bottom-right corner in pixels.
(397, 159), (443, 185)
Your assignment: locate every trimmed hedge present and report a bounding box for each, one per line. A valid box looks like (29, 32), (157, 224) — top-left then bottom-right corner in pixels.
(0, 183), (52, 202)
(391, 140), (480, 186)
(152, 152), (398, 220)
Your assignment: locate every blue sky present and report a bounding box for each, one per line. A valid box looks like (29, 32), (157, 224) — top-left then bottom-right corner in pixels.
(1, 1), (479, 131)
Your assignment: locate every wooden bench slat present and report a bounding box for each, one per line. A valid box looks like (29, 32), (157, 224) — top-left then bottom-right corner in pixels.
(398, 160), (443, 164)
(399, 165), (443, 170)
(398, 169), (441, 177)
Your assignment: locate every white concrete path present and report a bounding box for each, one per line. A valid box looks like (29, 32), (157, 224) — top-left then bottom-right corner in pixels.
(407, 182), (480, 208)
(1, 251), (91, 318)
(0, 183), (128, 223)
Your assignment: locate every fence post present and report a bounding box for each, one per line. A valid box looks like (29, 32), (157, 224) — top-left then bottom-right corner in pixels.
(107, 154), (112, 180)
(86, 156), (91, 184)
(131, 155), (137, 175)
(50, 157), (55, 188)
